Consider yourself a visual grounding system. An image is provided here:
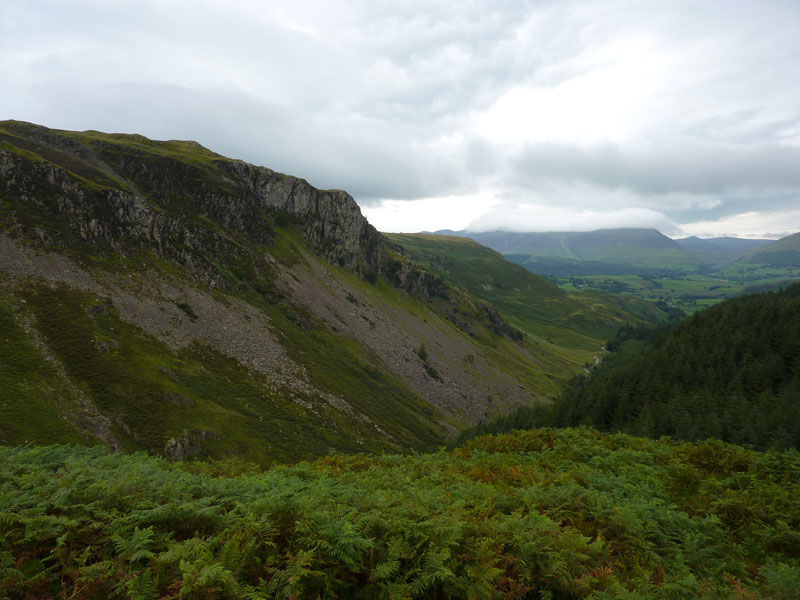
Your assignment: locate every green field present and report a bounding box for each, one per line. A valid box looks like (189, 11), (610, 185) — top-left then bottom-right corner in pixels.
(553, 268), (800, 314)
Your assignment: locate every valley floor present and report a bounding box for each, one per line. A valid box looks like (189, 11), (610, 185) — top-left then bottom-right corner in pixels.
(554, 268), (800, 314)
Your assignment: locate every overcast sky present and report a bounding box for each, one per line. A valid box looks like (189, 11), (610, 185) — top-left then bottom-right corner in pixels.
(2, 0), (800, 238)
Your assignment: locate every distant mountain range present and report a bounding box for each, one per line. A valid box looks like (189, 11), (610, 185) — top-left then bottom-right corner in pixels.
(439, 228), (696, 264)
(434, 228), (800, 276)
(674, 235), (771, 252)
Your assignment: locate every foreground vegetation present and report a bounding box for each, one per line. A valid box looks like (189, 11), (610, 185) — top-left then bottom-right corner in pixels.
(2, 428), (799, 599)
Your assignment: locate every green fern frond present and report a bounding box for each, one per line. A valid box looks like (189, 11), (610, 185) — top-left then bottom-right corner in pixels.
(124, 568), (159, 600)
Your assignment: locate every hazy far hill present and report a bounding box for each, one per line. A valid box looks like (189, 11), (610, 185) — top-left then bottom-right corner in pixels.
(440, 228), (800, 272)
(1, 120), (634, 464)
(439, 228), (704, 272)
(741, 231), (800, 266)
(674, 235), (773, 265)
(674, 235), (771, 252)
(434, 229), (799, 312)
(713, 232), (800, 284)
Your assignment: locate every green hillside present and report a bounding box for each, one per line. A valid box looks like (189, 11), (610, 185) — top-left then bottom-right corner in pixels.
(3, 429), (799, 599)
(713, 233), (800, 285)
(506, 255), (673, 277)
(0, 281), (446, 462)
(385, 233), (666, 359)
(735, 231), (800, 268)
(557, 282), (800, 449)
(0, 121), (573, 462)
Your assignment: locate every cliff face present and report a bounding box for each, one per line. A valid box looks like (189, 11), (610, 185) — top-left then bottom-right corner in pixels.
(228, 160), (383, 271)
(0, 121), (383, 286)
(0, 121), (540, 464)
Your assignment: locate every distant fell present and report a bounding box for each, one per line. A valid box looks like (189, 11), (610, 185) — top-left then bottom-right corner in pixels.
(717, 232), (800, 281)
(744, 231), (800, 266)
(675, 235), (771, 252)
(675, 235), (773, 265)
(439, 228), (703, 272)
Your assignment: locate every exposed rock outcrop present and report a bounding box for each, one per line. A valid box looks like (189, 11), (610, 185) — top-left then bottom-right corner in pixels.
(1, 122), (383, 284)
(228, 161), (383, 271)
(164, 430), (220, 461)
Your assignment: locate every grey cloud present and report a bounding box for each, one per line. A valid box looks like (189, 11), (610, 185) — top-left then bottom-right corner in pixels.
(2, 0), (800, 235)
(467, 206), (679, 235)
(16, 80), (454, 202)
(499, 140), (800, 232)
(683, 112), (800, 146)
(509, 141), (800, 200)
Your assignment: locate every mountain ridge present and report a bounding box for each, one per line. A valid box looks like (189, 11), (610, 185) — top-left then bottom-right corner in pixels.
(742, 231), (800, 265)
(436, 228), (800, 285)
(674, 235), (771, 251)
(438, 228), (703, 270)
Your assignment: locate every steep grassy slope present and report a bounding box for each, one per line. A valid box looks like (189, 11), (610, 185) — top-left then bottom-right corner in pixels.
(709, 231), (800, 286)
(0, 121), (556, 462)
(2, 429), (799, 599)
(0, 279), (449, 462)
(0, 294), (98, 447)
(386, 233), (665, 358)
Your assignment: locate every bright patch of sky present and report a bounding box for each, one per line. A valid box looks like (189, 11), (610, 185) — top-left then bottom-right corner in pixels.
(1, 0), (799, 238)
